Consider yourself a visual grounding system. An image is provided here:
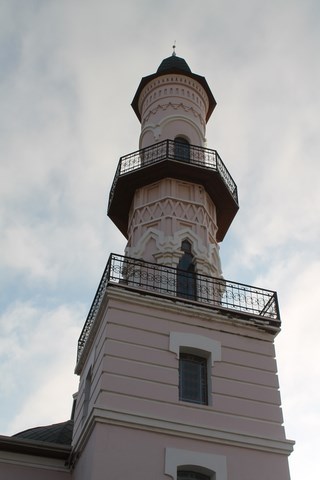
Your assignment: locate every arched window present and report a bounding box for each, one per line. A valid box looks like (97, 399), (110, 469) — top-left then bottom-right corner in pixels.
(174, 137), (190, 162)
(178, 471), (211, 480)
(165, 448), (226, 480)
(177, 240), (196, 300)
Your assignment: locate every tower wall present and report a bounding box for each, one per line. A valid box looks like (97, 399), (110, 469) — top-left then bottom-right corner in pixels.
(84, 289), (287, 441)
(72, 288), (292, 479)
(125, 178), (222, 277)
(73, 54), (293, 479)
(138, 74), (209, 148)
(126, 67), (222, 274)
(72, 424), (291, 480)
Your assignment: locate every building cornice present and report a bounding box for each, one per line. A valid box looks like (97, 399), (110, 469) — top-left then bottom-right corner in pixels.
(86, 407), (294, 456)
(75, 283), (279, 374)
(106, 286), (279, 339)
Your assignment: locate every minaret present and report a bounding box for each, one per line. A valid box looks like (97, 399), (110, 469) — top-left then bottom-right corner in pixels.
(108, 49), (238, 281)
(72, 52), (294, 480)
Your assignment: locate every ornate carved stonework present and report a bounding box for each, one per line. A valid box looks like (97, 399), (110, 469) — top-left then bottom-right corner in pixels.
(129, 199), (216, 238)
(126, 178), (222, 277)
(138, 74), (209, 118)
(138, 74), (210, 149)
(142, 102), (206, 128)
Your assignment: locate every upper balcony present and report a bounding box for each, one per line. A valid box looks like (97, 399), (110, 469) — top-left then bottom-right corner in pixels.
(76, 254), (281, 365)
(108, 140), (239, 242)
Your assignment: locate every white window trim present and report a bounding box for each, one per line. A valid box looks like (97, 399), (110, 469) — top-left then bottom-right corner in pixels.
(165, 448), (227, 480)
(169, 332), (221, 406)
(169, 332), (221, 365)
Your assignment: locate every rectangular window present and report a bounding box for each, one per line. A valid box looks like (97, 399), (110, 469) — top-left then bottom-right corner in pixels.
(179, 353), (208, 405)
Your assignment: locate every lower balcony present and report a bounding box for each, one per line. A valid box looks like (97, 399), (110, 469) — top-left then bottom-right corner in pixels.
(77, 254), (281, 362)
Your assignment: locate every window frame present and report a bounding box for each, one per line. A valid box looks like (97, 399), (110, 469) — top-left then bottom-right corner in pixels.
(165, 448), (227, 480)
(169, 332), (221, 407)
(179, 352), (208, 405)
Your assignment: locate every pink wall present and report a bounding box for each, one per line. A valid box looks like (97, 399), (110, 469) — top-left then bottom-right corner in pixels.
(93, 292), (286, 439)
(72, 423), (291, 480)
(0, 460), (70, 479)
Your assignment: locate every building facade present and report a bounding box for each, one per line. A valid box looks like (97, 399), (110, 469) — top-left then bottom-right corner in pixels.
(0, 52), (294, 479)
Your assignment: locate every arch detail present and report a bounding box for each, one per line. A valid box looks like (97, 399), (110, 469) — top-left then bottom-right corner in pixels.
(165, 448), (227, 480)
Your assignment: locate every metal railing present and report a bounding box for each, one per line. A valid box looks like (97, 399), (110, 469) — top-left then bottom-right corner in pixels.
(77, 254), (280, 361)
(108, 140), (238, 209)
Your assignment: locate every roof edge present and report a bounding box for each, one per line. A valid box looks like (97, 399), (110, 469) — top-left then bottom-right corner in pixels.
(0, 434), (71, 460)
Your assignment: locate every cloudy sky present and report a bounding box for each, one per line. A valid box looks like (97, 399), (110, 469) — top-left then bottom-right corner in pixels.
(0, 0), (319, 478)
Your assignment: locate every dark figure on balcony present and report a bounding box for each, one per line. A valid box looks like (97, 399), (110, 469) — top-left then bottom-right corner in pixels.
(174, 137), (190, 162)
(177, 240), (196, 300)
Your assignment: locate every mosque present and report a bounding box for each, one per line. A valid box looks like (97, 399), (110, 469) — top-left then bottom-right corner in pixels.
(0, 50), (294, 479)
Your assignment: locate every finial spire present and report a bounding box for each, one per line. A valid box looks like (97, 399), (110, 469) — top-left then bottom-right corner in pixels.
(172, 41), (176, 56)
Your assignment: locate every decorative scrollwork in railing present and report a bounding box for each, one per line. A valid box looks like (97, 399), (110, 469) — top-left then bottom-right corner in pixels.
(77, 254), (280, 362)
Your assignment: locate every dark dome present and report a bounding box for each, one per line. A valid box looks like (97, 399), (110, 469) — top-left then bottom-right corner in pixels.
(13, 420), (73, 445)
(157, 55), (192, 74)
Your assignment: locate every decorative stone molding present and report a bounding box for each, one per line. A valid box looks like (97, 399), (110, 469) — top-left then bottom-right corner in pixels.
(169, 332), (222, 365)
(142, 102), (206, 128)
(129, 200), (217, 234)
(140, 114), (206, 148)
(126, 180), (222, 276)
(138, 74), (210, 118)
(137, 73), (210, 150)
(126, 225), (222, 278)
(165, 448), (227, 480)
